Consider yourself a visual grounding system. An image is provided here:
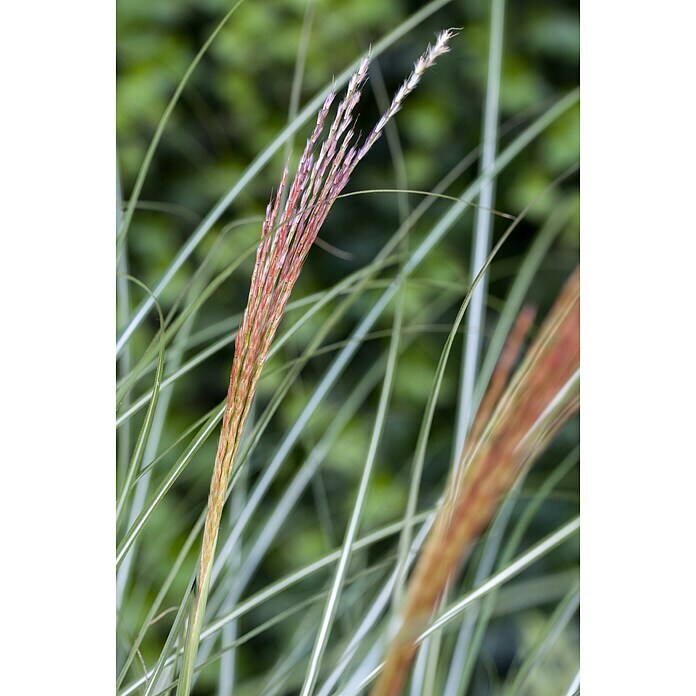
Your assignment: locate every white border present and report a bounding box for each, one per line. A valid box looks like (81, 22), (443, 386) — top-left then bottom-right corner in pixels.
(1, 2), (114, 692)
(582, 2), (696, 693)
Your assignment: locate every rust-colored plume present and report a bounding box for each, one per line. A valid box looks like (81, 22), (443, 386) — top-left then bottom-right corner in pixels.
(371, 266), (580, 696)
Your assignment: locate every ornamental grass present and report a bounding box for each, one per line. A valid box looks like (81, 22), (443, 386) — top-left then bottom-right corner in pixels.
(176, 29), (456, 696)
(371, 266), (580, 696)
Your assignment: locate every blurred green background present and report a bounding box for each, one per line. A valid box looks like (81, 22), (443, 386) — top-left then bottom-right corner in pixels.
(117, 0), (578, 693)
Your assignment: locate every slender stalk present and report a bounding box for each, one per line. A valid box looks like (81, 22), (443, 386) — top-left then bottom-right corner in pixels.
(454, 0), (506, 458)
(298, 296), (403, 696)
(116, 163), (132, 493)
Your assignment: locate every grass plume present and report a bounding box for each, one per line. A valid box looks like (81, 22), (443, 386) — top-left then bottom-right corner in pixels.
(371, 266), (580, 696)
(176, 29), (456, 696)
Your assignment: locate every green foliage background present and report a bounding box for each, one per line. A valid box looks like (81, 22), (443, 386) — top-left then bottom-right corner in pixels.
(117, 0), (579, 693)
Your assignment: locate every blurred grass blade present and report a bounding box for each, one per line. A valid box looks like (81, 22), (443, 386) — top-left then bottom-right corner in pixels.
(421, 517), (580, 641)
(116, 276), (165, 524)
(445, 7), (511, 676)
(116, 404), (224, 569)
(454, 0), (506, 459)
(474, 197), (577, 410)
(503, 581), (580, 696)
(117, 0), (246, 251)
(340, 516), (580, 696)
(565, 669), (581, 696)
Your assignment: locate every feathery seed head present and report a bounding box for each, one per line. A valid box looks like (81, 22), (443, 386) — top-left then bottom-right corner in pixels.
(371, 267), (580, 696)
(199, 28), (456, 585)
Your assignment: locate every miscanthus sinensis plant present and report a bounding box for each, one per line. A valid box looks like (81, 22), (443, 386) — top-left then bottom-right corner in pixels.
(116, 8), (579, 696)
(372, 267), (579, 696)
(175, 29), (456, 695)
